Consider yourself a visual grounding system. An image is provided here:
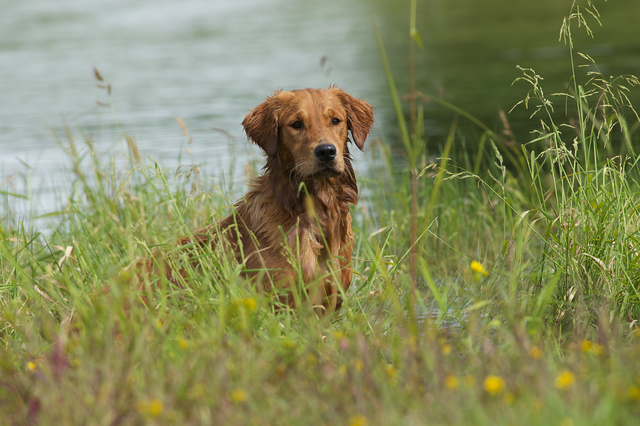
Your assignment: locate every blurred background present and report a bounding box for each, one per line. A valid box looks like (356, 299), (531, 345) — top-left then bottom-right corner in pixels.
(1, 0), (639, 212)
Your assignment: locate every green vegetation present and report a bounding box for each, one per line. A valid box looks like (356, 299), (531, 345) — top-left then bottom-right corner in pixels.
(1, 2), (640, 424)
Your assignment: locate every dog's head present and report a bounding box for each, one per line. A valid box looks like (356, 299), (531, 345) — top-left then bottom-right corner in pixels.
(242, 88), (374, 179)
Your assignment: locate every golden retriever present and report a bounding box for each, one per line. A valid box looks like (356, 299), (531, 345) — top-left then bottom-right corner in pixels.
(143, 88), (374, 316)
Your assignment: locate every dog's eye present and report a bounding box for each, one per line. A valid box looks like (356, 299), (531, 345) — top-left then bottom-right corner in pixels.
(331, 118), (341, 125)
(291, 121), (302, 129)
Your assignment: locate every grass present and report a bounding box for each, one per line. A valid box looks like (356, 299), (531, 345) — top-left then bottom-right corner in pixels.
(2, 2), (640, 424)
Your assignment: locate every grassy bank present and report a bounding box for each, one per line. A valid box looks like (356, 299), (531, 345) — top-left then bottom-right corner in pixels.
(2, 3), (640, 425)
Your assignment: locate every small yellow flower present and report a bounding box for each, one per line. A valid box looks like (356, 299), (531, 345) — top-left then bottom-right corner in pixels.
(27, 361), (36, 372)
(348, 415), (368, 426)
(627, 385), (640, 401)
(148, 399), (164, 417)
(484, 375), (505, 395)
(555, 370), (575, 390)
(136, 398), (164, 418)
(385, 364), (397, 386)
(233, 297), (256, 313)
(441, 344), (452, 355)
(470, 261), (489, 276)
(230, 389), (248, 403)
(179, 338), (189, 349)
(580, 340), (603, 354)
(529, 346), (543, 360)
(386, 364), (397, 378)
(354, 359), (364, 372)
(243, 298), (256, 312)
(155, 319), (163, 328)
(444, 375), (459, 390)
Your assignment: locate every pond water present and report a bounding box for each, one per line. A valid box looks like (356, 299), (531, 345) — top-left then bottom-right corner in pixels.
(2, 0), (639, 218)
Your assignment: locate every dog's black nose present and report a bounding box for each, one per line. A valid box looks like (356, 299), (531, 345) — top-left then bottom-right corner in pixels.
(314, 144), (337, 162)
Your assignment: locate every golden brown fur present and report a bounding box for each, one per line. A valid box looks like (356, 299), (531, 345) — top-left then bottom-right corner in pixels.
(145, 88), (374, 315)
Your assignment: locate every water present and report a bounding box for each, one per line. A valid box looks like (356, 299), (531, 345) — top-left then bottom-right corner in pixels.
(0, 0), (388, 217)
(2, 0), (639, 218)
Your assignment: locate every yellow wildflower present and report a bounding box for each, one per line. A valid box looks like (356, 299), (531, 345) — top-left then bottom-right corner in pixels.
(27, 361), (36, 372)
(441, 344), (452, 355)
(386, 364), (397, 378)
(354, 359), (364, 372)
(136, 398), (164, 418)
(444, 375), (459, 390)
(484, 375), (505, 395)
(243, 298), (257, 312)
(555, 370), (575, 390)
(148, 399), (164, 417)
(179, 338), (189, 349)
(580, 340), (603, 355)
(627, 385), (640, 401)
(529, 346), (543, 360)
(470, 261), (489, 276)
(385, 364), (397, 386)
(349, 415), (368, 426)
(230, 389), (248, 403)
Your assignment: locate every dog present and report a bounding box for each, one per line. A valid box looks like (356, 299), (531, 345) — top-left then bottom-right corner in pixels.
(142, 88), (374, 316)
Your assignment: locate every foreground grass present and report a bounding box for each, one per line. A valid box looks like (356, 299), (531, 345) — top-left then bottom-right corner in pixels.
(1, 124), (640, 425)
(2, 3), (640, 424)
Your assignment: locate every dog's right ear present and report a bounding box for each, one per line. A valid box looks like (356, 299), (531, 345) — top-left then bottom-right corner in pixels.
(242, 96), (280, 158)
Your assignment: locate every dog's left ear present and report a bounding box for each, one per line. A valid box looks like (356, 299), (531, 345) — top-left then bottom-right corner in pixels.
(242, 95), (280, 158)
(336, 91), (374, 151)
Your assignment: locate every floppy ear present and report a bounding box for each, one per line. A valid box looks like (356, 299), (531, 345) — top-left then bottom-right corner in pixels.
(336, 91), (374, 151)
(242, 96), (280, 158)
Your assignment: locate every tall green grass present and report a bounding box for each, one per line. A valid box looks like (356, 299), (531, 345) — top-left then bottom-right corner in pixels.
(1, 1), (640, 424)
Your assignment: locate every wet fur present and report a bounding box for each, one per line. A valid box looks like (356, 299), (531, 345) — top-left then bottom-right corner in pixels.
(145, 88), (374, 315)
